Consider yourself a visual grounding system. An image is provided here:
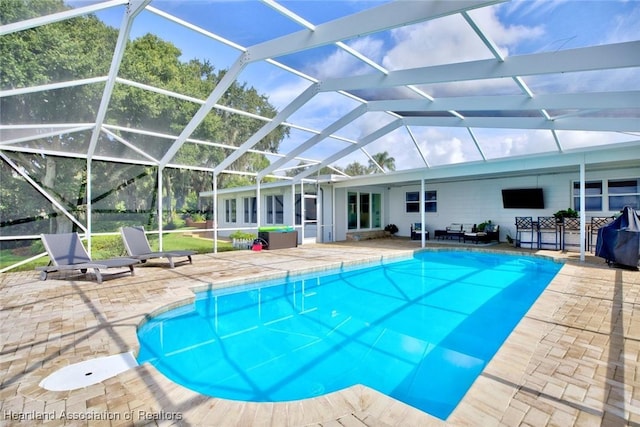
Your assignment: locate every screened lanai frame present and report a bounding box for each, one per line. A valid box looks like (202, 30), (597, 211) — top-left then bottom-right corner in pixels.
(1, 0), (639, 271)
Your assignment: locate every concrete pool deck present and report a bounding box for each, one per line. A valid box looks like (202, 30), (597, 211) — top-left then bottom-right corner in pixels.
(1, 239), (639, 426)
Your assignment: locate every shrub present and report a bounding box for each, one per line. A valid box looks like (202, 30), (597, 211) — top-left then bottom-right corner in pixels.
(229, 231), (256, 240)
(384, 224), (399, 234)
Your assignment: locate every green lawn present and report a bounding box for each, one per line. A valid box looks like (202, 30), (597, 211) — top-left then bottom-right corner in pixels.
(1, 232), (235, 272)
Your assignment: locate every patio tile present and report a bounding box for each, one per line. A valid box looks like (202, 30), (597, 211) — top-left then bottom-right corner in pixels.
(1, 240), (638, 426)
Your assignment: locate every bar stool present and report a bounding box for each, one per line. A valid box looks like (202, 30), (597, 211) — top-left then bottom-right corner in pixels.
(562, 217), (581, 251)
(515, 217), (535, 249)
(537, 216), (559, 250)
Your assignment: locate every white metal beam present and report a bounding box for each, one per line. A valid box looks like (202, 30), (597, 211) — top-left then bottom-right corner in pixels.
(0, 151), (86, 232)
(258, 103), (368, 178)
(330, 142), (640, 189)
(293, 119), (403, 181)
(405, 126), (430, 168)
(0, 125), (94, 147)
(214, 83), (320, 174)
(402, 116), (640, 133)
(0, 0), (127, 36)
(87, 0), (151, 160)
(366, 91), (640, 113)
(159, 52), (250, 167)
(320, 41), (640, 92)
(246, 0), (502, 62)
(0, 76), (108, 98)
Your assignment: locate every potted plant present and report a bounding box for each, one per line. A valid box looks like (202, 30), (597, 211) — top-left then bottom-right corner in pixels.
(384, 224), (399, 236)
(477, 220), (492, 232)
(553, 208), (578, 223)
(506, 233), (515, 246)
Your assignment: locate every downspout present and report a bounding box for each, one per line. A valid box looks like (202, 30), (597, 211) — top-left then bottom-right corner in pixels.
(332, 185), (336, 242)
(579, 160), (586, 262)
(297, 182), (302, 241)
(256, 179), (261, 232)
(158, 167), (163, 250)
(86, 158), (92, 253)
(420, 178), (426, 248)
(319, 187), (324, 243)
(213, 173), (218, 253)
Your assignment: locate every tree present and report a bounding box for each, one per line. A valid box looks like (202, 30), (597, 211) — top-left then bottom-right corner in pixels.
(344, 161), (369, 176)
(368, 151), (395, 173)
(1, 0), (289, 238)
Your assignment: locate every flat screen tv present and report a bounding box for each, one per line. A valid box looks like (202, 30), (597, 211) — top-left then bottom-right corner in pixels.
(502, 188), (545, 209)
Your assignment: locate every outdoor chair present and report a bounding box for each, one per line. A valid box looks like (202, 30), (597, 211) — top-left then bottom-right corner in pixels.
(121, 226), (195, 268)
(37, 232), (139, 284)
(537, 216), (559, 250)
(515, 217), (535, 249)
(410, 223), (429, 240)
(561, 217), (582, 251)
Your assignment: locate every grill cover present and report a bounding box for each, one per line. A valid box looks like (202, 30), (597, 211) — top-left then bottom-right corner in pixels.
(596, 206), (640, 268)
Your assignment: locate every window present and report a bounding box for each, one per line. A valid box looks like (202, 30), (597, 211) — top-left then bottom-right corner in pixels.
(348, 192), (357, 229)
(347, 191), (381, 230)
(425, 191), (437, 212)
(243, 197), (257, 223)
(405, 191), (420, 213)
(224, 199), (236, 223)
(371, 193), (381, 228)
(572, 178), (640, 211)
(360, 193), (370, 228)
(266, 195), (284, 224)
(405, 191), (437, 213)
(573, 181), (602, 211)
(609, 178), (640, 210)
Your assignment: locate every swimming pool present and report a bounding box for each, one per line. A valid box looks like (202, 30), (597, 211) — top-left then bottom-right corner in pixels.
(137, 250), (562, 420)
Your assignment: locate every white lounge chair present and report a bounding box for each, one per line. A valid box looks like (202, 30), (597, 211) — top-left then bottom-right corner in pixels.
(120, 226), (194, 269)
(37, 232), (139, 283)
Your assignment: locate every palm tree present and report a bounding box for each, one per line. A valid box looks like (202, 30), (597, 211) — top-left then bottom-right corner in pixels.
(369, 151), (396, 173)
(344, 161), (369, 176)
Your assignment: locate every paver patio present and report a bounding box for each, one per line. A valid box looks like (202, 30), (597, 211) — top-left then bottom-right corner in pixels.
(1, 239), (639, 426)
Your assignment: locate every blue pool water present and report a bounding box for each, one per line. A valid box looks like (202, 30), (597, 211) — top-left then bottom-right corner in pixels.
(137, 250), (561, 419)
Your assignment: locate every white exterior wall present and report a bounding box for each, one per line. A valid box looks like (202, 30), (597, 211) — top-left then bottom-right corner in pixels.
(333, 185), (390, 241)
(385, 167), (639, 242)
(319, 184), (334, 242)
(216, 186), (295, 238)
(334, 188), (347, 241)
(208, 165), (638, 244)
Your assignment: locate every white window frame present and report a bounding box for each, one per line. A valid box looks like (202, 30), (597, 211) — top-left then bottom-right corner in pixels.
(224, 199), (236, 223)
(347, 191), (382, 231)
(573, 180), (603, 212)
(405, 191), (437, 213)
(608, 178), (640, 211)
(243, 196), (257, 224)
(266, 194), (284, 225)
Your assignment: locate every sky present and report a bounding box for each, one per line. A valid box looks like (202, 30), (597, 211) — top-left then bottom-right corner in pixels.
(66, 0), (640, 173)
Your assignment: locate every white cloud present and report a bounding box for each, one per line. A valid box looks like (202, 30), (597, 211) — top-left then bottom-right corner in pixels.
(469, 6), (545, 54)
(382, 10), (543, 71)
(418, 128), (469, 165)
(605, 3), (640, 43)
(307, 37), (385, 80)
(383, 14), (492, 70)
